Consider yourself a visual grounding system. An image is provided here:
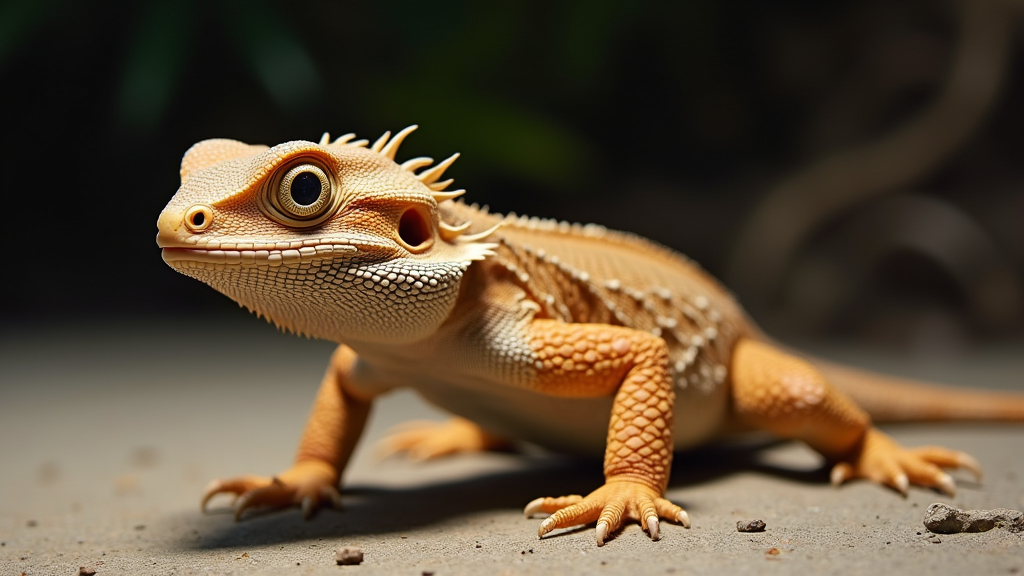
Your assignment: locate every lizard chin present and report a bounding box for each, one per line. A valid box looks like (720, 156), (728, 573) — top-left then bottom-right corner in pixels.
(165, 250), (472, 344)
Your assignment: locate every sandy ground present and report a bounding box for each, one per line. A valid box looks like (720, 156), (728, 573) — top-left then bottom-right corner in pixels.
(1, 317), (1022, 576)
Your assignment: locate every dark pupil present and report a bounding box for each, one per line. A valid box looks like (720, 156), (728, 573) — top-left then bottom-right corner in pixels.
(290, 172), (322, 206)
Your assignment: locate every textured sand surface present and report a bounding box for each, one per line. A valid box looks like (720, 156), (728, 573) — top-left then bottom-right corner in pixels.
(2, 318), (1021, 575)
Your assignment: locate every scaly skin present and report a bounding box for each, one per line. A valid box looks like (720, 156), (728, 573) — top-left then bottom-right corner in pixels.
(157, 126), (1024, 546)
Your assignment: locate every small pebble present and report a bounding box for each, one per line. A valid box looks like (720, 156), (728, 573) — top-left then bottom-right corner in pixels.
(79, 567), (97, 576)
(923, 503), (1024, 534)
(737, 519), (766, 532)
(335, 546), (364, 565)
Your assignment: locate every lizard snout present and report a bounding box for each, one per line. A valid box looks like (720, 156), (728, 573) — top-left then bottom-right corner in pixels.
(157, 204), (213, 247)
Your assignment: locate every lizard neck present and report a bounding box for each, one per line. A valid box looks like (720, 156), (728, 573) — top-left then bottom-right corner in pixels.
(170, 252), (470, 345)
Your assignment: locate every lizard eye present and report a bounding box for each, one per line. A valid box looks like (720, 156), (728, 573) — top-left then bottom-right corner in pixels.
(261, 159), (341, 228)
(277, 164), (331, 218)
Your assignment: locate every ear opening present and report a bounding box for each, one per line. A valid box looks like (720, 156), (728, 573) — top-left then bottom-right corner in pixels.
(397, 207), (434, 252)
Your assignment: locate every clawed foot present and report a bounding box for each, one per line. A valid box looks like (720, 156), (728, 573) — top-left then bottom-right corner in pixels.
(201, 460), (341, 520)
(524, 479), (689, 546)
(830, 429), (982, 497)
(377, 417), (511, 461)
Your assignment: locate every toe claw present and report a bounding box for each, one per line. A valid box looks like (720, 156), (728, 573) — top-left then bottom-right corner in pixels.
(595, 521), (609, 546)
(538, 517), (556, 538)
(234, 492), (255, 521)
(301, 495), (315, 519)
(323, 486), (343, 510)
(894, 473), (909, 496)
(200, 481), (223, 512)
(523, 497), (546, 518)
(647, 516), (660, 541)
(676, 510), (690, 529)
(830, 463), (853, 487)
(957, 453), (982, 481)
(936, 472), (956, 497)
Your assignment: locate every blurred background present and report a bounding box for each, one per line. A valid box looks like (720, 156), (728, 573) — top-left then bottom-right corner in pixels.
(2, 0), (1023, 358)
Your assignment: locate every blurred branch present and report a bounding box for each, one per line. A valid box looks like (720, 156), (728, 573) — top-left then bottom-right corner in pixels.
(727, 0), (1016, 311)
(782, 194), (1023, 334)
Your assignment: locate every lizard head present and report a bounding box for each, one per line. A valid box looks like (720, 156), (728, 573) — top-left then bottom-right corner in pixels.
(157, 126), (498, 344)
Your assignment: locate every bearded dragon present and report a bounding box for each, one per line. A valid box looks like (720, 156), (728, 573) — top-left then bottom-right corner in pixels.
(156, 126), (1024, 545)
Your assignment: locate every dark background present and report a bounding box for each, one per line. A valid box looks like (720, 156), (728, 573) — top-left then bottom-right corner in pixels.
(2, 0), (1022, 357)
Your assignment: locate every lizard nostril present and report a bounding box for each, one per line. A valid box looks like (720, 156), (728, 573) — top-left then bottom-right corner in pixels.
(184, 204), (214, 232)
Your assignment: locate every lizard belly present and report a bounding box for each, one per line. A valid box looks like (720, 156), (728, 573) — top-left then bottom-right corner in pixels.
(399, 373), (730, 457)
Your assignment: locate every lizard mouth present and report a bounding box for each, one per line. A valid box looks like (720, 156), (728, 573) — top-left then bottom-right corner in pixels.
(158, 236), (380, 269)
(161, 243), (359, 268)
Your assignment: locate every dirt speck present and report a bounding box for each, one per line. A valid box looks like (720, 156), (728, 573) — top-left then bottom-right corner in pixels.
(37, 461), (61, 484)
(737, 519), (766, 532)
(129, 446), (160, 469)
(335, 546), (363, 565)
(114, 474), (139, 495)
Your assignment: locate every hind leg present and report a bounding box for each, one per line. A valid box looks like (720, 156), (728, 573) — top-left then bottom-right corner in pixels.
(730, 338), (980, 495)
(377, 417), (512, 461)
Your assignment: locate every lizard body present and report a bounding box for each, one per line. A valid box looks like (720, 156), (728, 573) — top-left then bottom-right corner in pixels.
(157, 127), (1024, 545)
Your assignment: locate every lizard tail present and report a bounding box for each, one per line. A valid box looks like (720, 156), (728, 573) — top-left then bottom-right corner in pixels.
(813, 359), (1024, 423)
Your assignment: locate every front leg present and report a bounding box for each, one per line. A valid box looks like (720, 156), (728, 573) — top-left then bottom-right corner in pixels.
(518, 320), (688, 545)
(202, 345), (373, 519)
